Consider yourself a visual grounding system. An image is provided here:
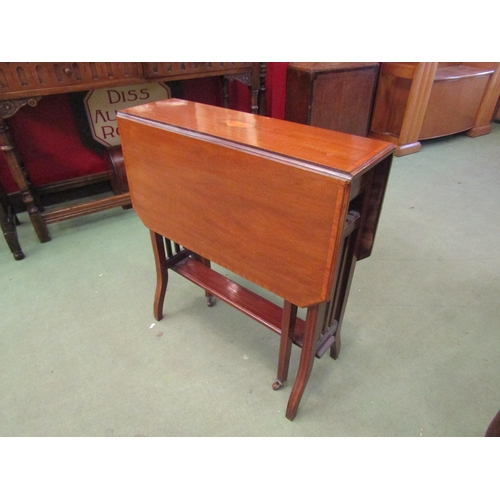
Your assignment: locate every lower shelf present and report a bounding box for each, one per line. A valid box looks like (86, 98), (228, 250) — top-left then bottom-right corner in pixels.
(43, 193), (131, 224)
(172, 256), (337, 358)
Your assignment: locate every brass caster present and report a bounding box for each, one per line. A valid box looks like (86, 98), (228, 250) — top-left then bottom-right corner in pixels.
(272, 380), (283, 391)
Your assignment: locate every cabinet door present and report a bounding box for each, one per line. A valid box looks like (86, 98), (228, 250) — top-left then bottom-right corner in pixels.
(309, 66), (379, 136)
(285, 63), (379, 137)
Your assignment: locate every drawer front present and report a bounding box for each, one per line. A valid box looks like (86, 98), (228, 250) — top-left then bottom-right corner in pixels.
(0, 63), (144, 96)
(143, 62), (254, 80)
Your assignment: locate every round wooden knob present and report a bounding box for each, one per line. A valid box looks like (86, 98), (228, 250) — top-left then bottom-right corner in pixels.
(64, 67), (73, 75)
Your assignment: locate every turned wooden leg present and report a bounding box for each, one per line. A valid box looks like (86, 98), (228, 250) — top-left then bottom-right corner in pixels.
(221, 76), (230, 109)
(150, 231), (169, 321)
(0, 188), (24, 260)
(258, 62), (267, 116)
(0, 115), (50, 243)
(286, 302), (326, 420)
(191, 253), (216, 306)
(273, 300), (297, 390)
(200, 256), (216, 307)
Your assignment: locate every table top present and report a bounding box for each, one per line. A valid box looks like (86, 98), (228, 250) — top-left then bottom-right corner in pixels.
(118, 99), (393, 178)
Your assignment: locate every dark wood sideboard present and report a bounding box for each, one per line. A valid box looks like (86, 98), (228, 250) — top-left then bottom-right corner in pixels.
(0, 62), (266, 244)
(285, 62), (380, 137)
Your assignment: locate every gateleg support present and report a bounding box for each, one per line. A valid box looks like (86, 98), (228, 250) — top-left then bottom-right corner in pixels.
(273, 300), (297, 390)
(285, 302), (326, 420)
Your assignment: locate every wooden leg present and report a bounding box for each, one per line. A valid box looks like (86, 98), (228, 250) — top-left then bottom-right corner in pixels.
(105, 145), (132, 210)
(396, 62), (437, 155)
(199, 256), (216, 307)
(0, 116), (51, 243)
(221, 76), (229, 109)
(0, 189), (25, 260)
(258, 63), (267, 116)
(286, 302), (326, 420)
(328, 230), (359, 360)
(273, 300), (297, 390)
(150, 231), (168, 321)
(192, 253), (216, 306)
(330, 255), (357, 360)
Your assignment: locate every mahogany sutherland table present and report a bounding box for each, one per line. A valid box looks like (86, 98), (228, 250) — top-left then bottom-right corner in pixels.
(117, 99), (394, 420)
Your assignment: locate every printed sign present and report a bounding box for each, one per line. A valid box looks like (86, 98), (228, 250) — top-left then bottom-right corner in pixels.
(84, 82), (171, 147)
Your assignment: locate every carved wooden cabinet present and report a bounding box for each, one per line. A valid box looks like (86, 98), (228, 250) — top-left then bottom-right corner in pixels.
(0, 62), (266, 244)
(0, 62), (264, 102)
(0, 63), (145, 98)
(284, 63), (379, 137)
(369, 62), (500, 156)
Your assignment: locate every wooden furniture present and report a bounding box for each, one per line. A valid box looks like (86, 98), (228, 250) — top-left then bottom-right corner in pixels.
(0, 62), (266, 243)
(285, 62), (379, 137)
(117, 99), (394, 420)
(0, 177), (24, 260)
(369, 62), (500, 156)
(485, 409), (500, 436)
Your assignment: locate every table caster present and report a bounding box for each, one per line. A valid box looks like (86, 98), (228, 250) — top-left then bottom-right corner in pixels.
(272, 380), (283, 390)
